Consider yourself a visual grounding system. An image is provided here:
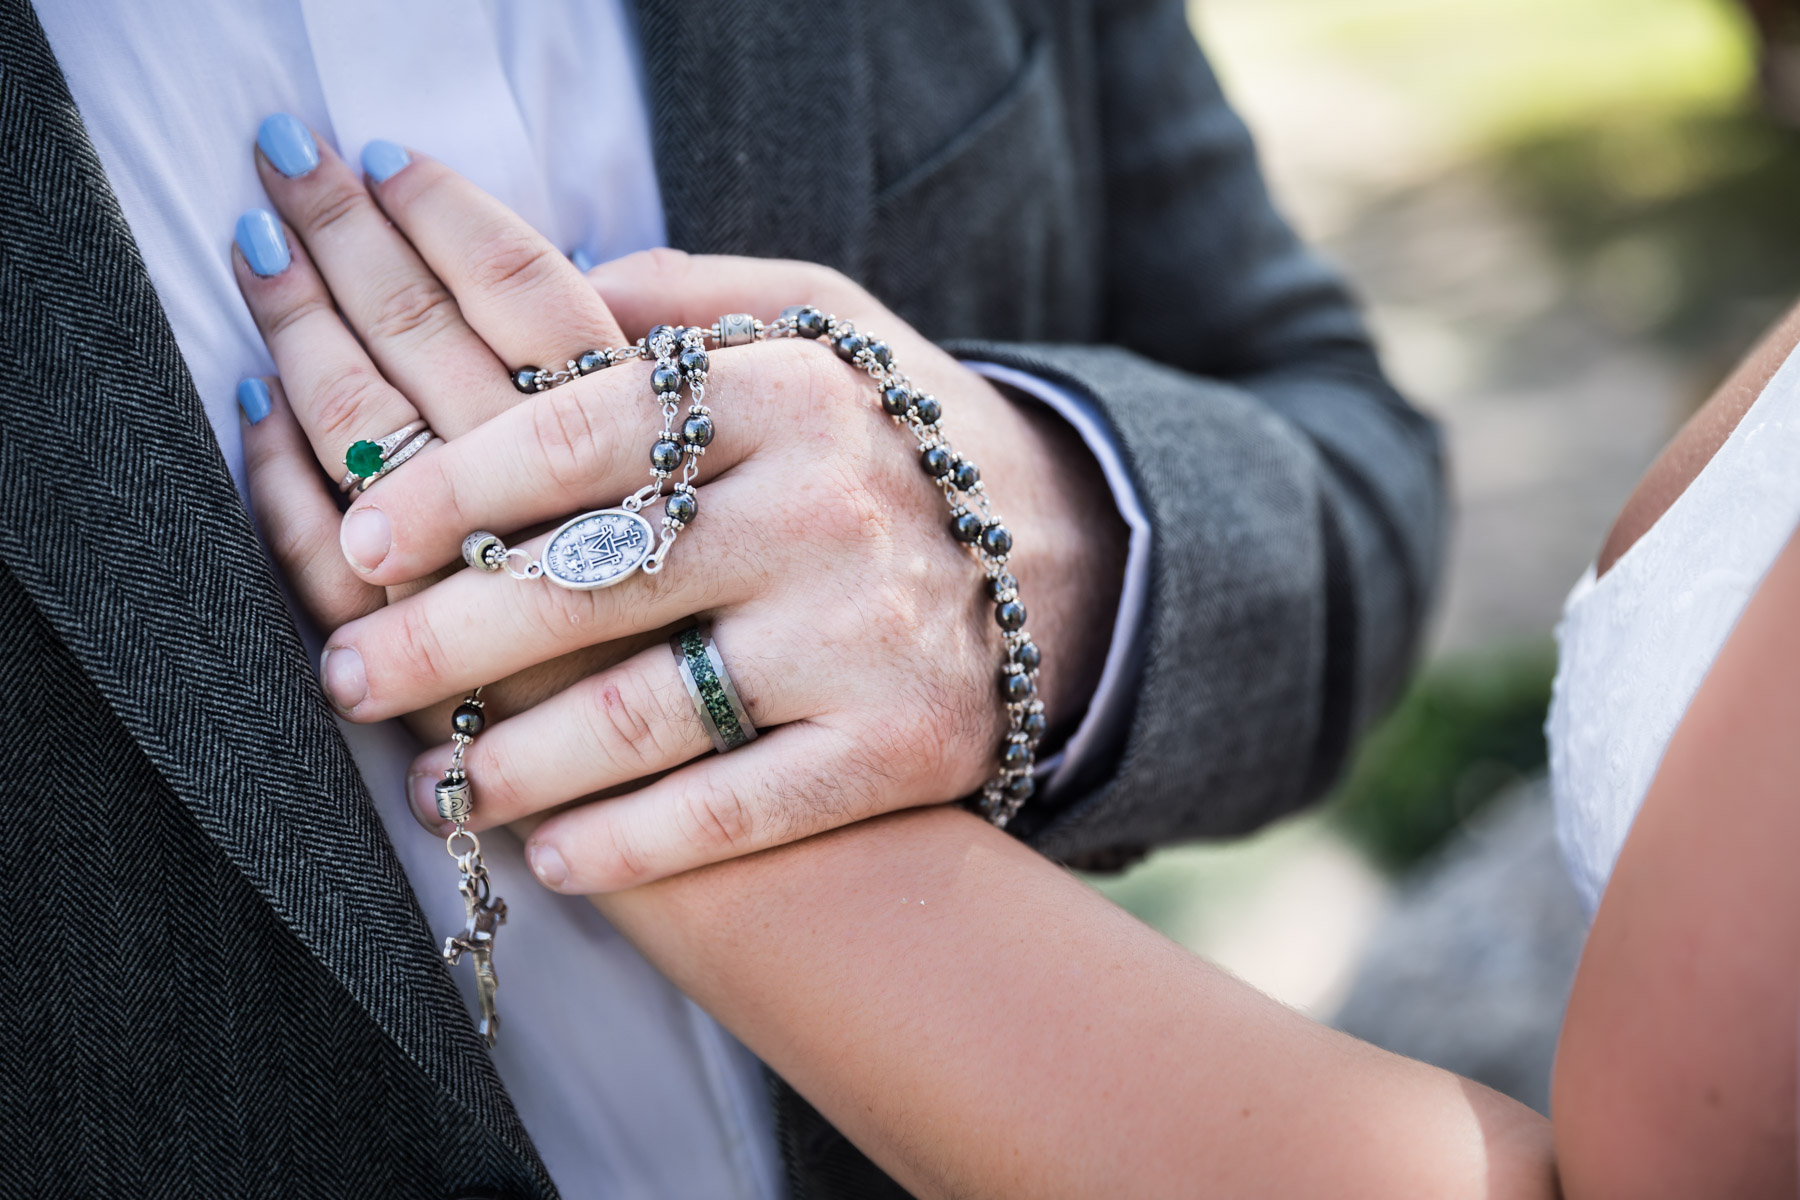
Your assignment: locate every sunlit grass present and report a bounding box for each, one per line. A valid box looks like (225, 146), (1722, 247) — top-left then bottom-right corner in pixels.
(1195, 0), (1757, 150)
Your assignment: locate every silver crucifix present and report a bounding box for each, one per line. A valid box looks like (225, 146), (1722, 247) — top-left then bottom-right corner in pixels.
(443, 846), (507, 1047)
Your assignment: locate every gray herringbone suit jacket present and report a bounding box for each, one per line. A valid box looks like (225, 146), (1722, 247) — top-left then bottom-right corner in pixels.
(0, 0), (1443, 1196)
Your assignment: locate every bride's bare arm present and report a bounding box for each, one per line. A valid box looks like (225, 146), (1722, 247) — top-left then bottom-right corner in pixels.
(1554, 524), (1800, 1198)
(595, 805), (1555, 1199)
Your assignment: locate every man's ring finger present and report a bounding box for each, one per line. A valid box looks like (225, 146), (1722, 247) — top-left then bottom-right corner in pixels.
(671, 623), (759, 753)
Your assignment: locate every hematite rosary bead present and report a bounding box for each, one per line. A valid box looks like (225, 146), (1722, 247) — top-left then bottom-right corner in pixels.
(1001, 665), (1035, 702)
(996, 600), (1027, 632)
(1003, 740), (1032, 770)
(1021, 710), (1048, 741)
(882, 385), (912, 417)
(950, 459), (979, 492)
(794, 306), (827, 338)
(951, 511), (984, 543)
(666, 490), (698, 524)
(866, 340), (893, 369)
(646, 323), (674, 347)
(452, 701), (486, 738)
(679, 347), (709, 377)
(577, 349), (607, 374)
(1015, 641), (1041, 671)
(651, 439), (684, 472)
(511, 366), (541, 394)
(914, 394), (942, 426)
(651, 364), (683, 394)
(979, 523), (1013, 557)
(834, 331), (867, 362)
(922, 446), (953, 477)
(682, 413), (715, 447)
(1005, 775), (1035, 803)
(988, 572), (1017, 601)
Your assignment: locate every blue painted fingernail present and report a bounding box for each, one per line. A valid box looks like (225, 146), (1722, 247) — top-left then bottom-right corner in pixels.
(235, 208), (290, 277)
(256, 113), (319, 178)
(237, 378), (272, 424)
(361, 139), (411, 183)
(571, 247), (597, 272)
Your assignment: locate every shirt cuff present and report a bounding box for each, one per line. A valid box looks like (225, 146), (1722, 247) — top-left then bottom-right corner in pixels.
(964, 360), (1152, 803)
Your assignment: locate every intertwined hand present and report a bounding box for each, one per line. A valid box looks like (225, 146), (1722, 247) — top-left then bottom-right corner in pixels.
(236, 133), (1123, 892)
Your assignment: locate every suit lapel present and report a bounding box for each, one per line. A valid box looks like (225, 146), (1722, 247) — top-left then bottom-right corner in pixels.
(0, 6), (549, 1191)
(636, 0), (874, 275)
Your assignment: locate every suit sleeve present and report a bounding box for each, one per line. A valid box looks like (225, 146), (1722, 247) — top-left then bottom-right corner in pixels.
(946, 0), (1446, 866)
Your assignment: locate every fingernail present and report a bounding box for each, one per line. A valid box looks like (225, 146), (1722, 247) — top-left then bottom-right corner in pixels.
(361, 139), (411, 183)
(571, 247), (597, 272)
(409, 772), (452, 834)
(320, 645), (367, 712)
(528, 843), (568, 889)
(341, 506), (391, 572)
(235, 208), (290, 277)
(236, 378), (272, 424)
(256, 113), (320, 178)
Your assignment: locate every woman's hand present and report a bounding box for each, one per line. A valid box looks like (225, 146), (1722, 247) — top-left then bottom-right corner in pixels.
(236, 126), (1124, 893)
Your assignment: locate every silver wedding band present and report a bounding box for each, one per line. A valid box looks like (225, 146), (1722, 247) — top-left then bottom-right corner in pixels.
(670, 624), (759, 753)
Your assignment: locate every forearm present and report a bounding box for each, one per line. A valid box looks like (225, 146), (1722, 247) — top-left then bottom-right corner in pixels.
(594, 805), (1553, 1199)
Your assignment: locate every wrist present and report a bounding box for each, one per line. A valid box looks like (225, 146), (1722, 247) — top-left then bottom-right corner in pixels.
(991, 380), (1128, 736)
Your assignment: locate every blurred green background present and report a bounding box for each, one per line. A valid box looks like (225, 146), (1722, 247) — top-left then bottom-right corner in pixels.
(1088, 0), (1800, 1024)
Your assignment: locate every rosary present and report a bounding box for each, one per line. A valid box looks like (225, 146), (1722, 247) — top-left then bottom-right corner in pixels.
(432, 688), (506, 1046)
(428, 308), (1043, 1047)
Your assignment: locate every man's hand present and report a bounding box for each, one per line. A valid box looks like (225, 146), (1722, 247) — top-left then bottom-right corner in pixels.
(237, 136), (1124, 892)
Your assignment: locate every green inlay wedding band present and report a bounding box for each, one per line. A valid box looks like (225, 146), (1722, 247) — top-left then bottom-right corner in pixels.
(671, 624), (758, 753)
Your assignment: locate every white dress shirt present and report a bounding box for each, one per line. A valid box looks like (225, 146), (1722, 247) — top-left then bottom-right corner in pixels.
(33, 1), (1148, 1195)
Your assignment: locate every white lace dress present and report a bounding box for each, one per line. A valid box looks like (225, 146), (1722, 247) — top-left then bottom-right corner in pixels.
(1549, 342), (1800, 917)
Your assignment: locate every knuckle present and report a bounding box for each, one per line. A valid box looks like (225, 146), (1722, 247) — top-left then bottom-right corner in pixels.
(364, 274), (459, 344)
(803, 261), (861, 307)
(262, 292), (334, 344)
(580, 671), (681, 774)
(310, 361), (399, 444)
(298, 178), (372, 239)
(635, 245), (691, 282)
(467, 739), (528, 817)
(530, 388), (607, 493)
(265, 508), (335, 579)
(673, 779), (759, 858)
(591, 818), (654, 890)
(240, 419), (285, 476)
(513, 568), (599, 646)
(385, 604), (453, 694)
(314, 577), (381, 629)
(465, 226), (561, 299)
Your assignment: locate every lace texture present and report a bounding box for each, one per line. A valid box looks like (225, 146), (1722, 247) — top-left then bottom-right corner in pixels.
(1549, 342), (1800, 916)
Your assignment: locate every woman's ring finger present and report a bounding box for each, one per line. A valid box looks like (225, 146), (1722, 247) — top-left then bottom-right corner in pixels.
(341, 420), (435, 493)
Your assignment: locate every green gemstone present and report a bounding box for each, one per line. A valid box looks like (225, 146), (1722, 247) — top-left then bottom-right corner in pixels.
(345, 439), (384, 478)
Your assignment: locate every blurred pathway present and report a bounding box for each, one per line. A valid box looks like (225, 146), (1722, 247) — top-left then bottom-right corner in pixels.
(1194, 0), (1698, 652)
